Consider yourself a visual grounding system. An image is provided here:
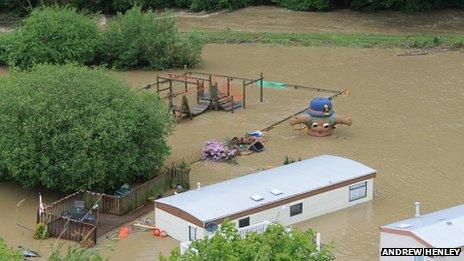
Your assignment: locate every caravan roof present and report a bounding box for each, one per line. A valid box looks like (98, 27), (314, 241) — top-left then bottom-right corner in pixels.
(156, 155), (376, 223)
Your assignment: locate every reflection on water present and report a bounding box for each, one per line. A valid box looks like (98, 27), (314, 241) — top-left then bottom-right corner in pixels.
(1, 44), (464, 260)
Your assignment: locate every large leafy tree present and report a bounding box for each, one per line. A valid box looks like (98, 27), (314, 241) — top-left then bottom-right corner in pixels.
(0, 64), (173, 193)
(4, 7), (100, 69)
(162, 220), (334, 261)
(97, 6), (204, 70)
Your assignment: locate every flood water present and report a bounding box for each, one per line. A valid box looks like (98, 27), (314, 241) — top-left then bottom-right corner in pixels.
(1, 8), (464, 260)
(176, 6), (464, 35)
(108, 44), (464, 260)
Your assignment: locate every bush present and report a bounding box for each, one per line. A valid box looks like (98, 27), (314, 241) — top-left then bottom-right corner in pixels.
(161, 220), (334, 260)
(33, 223), (50, 240)
(98, 6), (204, 70)
(0, 32), (14, 66)
(0, 238), (22, 261)
(4, 7), (100, 69)
(49, 245), (104, 261)
(274, 0), (332, 11)
(0, 64), (173, 193)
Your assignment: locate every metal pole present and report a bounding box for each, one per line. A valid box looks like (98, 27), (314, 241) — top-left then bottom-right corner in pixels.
(242, 80), (246, 109)
(260, 72), (263, 102)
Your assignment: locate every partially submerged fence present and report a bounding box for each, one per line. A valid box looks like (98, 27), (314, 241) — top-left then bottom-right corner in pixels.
(38, 164), (191, 245)
(38, 191), (98, 245)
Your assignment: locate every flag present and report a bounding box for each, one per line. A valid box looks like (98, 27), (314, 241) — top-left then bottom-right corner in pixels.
(38, 193), (45, 215)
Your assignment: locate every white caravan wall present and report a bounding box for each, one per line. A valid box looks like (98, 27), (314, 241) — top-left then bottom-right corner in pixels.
(155, 208), (204, 242)
(232, 179), (374, 228)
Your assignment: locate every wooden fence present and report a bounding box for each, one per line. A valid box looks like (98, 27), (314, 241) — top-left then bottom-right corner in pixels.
(38, 164), (191, 245)
(82, 167), (190, 216)
(37, 191), (98, 245)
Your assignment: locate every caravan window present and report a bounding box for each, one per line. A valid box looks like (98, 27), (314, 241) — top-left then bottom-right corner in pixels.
(290, 203), (303, 217)
(239, 217), (250, 228)
(189, 226), (197, 241)
(349, 182), (367, 202)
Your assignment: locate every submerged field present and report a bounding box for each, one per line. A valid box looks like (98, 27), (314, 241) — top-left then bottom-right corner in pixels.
(1, 7), (464, 261)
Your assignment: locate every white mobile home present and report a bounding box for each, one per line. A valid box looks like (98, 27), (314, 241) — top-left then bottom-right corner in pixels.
(155, 154), (376, 242)
(380, 203), (464, 261)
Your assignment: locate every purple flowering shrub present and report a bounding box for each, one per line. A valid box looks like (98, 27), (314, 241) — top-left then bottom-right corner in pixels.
(201, 139), (237, 162)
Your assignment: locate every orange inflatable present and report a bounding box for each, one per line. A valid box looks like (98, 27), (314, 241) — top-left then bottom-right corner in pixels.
(118, 226), (129, 239)
(153, 228), (160, 237)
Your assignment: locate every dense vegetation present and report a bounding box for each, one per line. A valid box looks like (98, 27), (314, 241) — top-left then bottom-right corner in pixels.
(48, 246), (104, 261)
(1, 0), (463, 14)
(98, 7), (204, 70)
(0, 64), (173, 193)
(0, 238), (104, 261)
(2, 7), (99, 69)
(0, 238), (22, 260)
(161, 220), (334, 260)
(0, 7), (204, 70)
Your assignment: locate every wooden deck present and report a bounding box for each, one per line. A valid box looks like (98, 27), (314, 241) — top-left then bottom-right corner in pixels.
(97, 203), (154, 238)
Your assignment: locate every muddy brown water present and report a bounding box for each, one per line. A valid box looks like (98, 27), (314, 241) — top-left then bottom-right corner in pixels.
(176, 6), (464, 35)
(1, 44), (464, 260)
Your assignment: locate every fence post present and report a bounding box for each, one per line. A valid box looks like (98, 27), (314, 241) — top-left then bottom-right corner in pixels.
(260, 72), (263, 102)
(242, 80), (246, 109)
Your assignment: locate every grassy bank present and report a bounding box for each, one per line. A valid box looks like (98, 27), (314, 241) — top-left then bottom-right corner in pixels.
(191, 30), (464, 49)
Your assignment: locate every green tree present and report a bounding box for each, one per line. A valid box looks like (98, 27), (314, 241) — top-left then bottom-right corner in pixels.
(98, 6), (204, 70)
(0, 64), (173, 193)
(161, 220), (334, 260)
(4, 6), (100, 69)
(0, 238), (22, 261)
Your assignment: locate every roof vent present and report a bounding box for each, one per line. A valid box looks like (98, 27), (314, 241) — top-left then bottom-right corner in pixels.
(397, 223), (412, 229)
(251, 194), (264, 201)
(270, 189), (282, 196)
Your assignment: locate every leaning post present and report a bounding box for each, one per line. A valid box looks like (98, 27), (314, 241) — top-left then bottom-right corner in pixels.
(260, 72), (264, 102)
(231, 95), (234, 114)
(242, 80), (246, 109)
(156, 76), (160, 93)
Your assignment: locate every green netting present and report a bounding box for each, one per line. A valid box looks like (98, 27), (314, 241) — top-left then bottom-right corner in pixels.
(256, 80), (286, 89)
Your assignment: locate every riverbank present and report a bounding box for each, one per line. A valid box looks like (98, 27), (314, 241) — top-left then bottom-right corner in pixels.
(191, 30), (464, 48)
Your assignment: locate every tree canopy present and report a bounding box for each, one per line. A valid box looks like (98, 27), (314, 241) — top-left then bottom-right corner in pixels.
(161, 220), (335, 261)
(0, 64), (173, 193)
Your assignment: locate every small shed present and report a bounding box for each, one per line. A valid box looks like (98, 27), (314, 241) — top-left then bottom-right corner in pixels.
(155, 155), (376, 242)
(380, 204), (464, 261)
